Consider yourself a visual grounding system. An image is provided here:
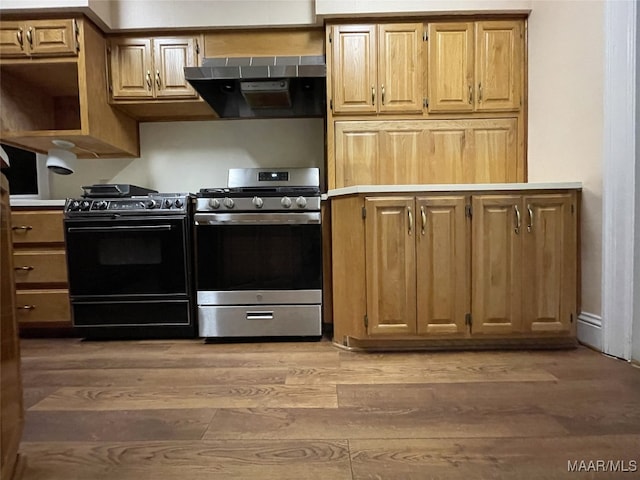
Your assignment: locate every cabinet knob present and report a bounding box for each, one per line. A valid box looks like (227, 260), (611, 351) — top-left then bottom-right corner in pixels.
(17, 305), (36, 311)
(146, 71), (152, 90)
(16, 28), (24, 49)
(381, 84), (385, 105)
(155, 70), (161, 89)
(12, 225), (33, 232)
(14, 266), (34, 271)
(26, 27), (33, 47)
(371, 85), (375, 105)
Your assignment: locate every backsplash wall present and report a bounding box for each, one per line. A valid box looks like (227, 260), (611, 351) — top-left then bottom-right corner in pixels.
(50, 118), (325, 198)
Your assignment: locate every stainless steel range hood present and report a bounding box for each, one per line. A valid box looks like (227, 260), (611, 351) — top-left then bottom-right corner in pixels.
(184, 55), (326, 119)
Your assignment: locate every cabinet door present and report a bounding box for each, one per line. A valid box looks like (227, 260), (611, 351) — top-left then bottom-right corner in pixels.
(334, 122), (381, 187)
(378, 23), (424, 114)
(365, 197), (417, 335)
(379, 127), (422, 184)
(153, 37), (199, 99)
(416, 196), (469, 336)
(27, 19), (77, 57)
(522, 194), (576, 334)
(110, 38), (154, 99)
(331, 25), (377, 114)
(427, 22), (474, 113)
(472, 195), (522, 334)
(419, 121), (467, 184)
(475, 21), (522, 112)
(0, 19), (76, 58)
(466, 118), (518, 183)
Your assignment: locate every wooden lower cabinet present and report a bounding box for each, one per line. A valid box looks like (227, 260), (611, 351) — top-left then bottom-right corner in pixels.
(331, 189), (579, 349)
(11, 207), (71, 332)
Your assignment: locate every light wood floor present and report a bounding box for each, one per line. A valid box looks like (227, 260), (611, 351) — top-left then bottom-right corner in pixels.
(16, 337), (640, 479)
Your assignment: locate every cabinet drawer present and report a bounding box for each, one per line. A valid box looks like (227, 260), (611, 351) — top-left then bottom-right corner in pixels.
(15, 289), (70, 324)
(11, 210), (64, 244)
(13, 249), (68, 285)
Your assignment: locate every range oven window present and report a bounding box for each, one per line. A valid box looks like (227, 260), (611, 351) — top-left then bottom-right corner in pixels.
(65, 216), (189, 296)
(196, 224), (321, 291)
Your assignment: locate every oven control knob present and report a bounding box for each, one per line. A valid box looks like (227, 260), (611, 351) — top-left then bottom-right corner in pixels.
(69, 200), (81, 211)
(175, 199), (184, 208)
(252, 196), (264, 209)
(97, 201), (108, 210)
(223, 197), (235, 209)
(208, 198), (220, 209)
(80, 201), (91, 211)
(281, 196), (292, 208)
(295, 196), (307, 208)
(164, 199), (174, 208)
(146, 199), (157, 209)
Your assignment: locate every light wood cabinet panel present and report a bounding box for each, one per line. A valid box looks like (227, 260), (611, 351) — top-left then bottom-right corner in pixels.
(522, 194), (576, 334)
(13, 249), (68, 285)
(110, 35), (200, 100)
(427, 20), (523, 114)
(334, 118), (519, 188)
(416, 195), (469, 336)
(476, 21), (522, 112)
(471, 195), (522, 335)
(330, 22), (423, 115)
(110, 38), (154, 99)
(427, 22), (474, 113)
(15, 289), (70, 325)
(365, 197), (417, 335)
(11, 210), (64, 244)
(331, 24), (377, 114)
(377, 23), (424, 114)
(0, 18), (77, 58)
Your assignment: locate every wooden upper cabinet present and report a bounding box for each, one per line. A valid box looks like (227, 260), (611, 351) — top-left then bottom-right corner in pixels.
(331, 23), (423, 115)
(365, 197), (417, 336)
(428, 20), (523, 113)
(0, 19), (78, 58)
(110, 36), (200, 100)
(427, 22), (474, 113)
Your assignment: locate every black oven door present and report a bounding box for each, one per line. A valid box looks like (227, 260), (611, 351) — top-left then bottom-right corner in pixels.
(65, 215), (191, 297)
(195, 212), (322, 291)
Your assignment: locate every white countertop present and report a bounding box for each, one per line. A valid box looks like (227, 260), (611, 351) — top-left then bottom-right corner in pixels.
(326, 182), (583, 198)
(10, 198), (66, 207)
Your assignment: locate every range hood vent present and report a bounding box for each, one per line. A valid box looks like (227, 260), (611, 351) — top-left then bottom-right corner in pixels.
(184, 55), (326, 119)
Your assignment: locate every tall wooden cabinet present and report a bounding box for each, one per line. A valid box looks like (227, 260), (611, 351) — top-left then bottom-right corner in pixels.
(0, 174), (24, 480)
(331, 188), (579, 349)
(330, 23), (424, 115)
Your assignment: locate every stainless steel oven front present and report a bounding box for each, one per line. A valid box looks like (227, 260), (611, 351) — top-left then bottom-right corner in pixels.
(194, 210), (322, 338)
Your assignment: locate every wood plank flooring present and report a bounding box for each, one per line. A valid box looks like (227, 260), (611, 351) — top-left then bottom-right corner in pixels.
(16, 338), (640, 479)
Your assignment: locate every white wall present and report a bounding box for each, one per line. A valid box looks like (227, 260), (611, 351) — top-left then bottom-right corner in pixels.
(527, 0), (604, 318)
(316, 0), (531, 16)
(50, 118), (325, 197)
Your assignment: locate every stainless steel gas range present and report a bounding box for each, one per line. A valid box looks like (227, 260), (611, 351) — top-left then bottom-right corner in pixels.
(194, 168), (322, 339)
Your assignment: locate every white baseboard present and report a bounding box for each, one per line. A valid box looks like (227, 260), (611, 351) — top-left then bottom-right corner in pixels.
(577, 312), (603, 351)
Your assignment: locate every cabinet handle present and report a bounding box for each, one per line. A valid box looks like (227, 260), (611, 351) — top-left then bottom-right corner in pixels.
(478, 83), (483, 102)
(420, 206), (426, 236)
(14, 266), (34, 271)
(18, 305), (36, 311)
(514, 205), (521, 235)
(12, 225), (33, 231)
(468, 85), (473, 104)
(408, 206), (413, 236)
(155, 70), (161, 89)
(381, 84), (385, 105)
(16, 28), (24, 49)
(527, 204), (534, 233)
(26, 27), (33, 47)
(371, 85), (375, 105)
(146, 70), (152, 90)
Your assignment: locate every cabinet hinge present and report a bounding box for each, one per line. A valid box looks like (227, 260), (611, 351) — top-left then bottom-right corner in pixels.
(465, 313), (472, 327)
(195, 38), (200, 55)
(570, 313), (574, 323)
(329, 32), (332, 43)
(364, 314), (368, 328)
(423, 98), (428, 108)
(571, 204), (575, 215)
(423, 29), (428, 41)
(465, 204), (473, 218)
(329, 98), (333, 111)
(362, 206), (366, 219)
(73, 18), (80, 52)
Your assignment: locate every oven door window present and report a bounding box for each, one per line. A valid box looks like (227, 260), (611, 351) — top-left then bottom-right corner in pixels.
(196, 224), (321, 291)
(65, 217), (189, 296)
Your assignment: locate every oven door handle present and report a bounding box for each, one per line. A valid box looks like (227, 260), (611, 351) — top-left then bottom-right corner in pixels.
(194, 212), (321, 225)
(67, 225), (174, 233)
